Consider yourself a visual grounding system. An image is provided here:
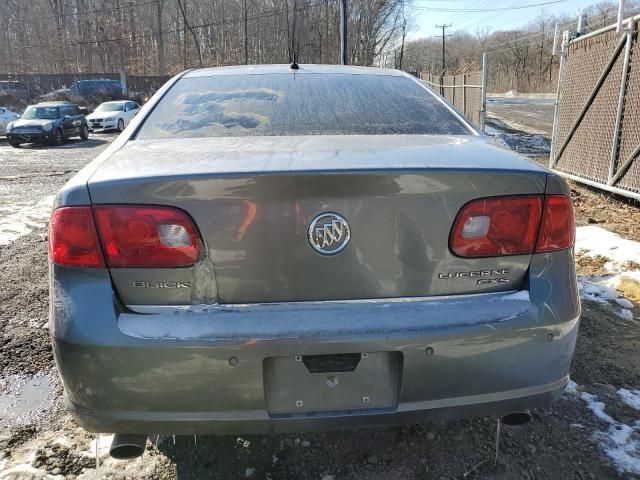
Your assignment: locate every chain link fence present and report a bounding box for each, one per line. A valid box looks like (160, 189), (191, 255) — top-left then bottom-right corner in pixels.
(551, 15), (640, 200)
(420, 71), (485, 129)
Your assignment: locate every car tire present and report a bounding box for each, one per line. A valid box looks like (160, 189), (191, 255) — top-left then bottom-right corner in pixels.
(79, 124), (89, 140)
(117, 118), (125, 132)
(8, 140), (20, 148)
(51, 129), (64, 146)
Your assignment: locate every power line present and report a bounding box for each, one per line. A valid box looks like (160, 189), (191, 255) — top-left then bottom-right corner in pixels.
(414, 0), (567, 12)
(484, 6), (640, 53)
(453, 0), (514, 31)
(444, 0), (493, 27)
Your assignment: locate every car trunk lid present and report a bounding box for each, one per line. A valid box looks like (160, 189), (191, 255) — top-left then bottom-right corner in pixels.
(87, 135), (547, 306)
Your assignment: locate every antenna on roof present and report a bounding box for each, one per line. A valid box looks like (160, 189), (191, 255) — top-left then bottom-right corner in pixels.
(290, 53), (299, 70)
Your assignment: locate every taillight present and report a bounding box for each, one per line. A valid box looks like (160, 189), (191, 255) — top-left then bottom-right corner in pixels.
(450, 196), (542, 257)
(93, 206), (200, 267)
(49, 207), (105, 268)
(535, 195), (575, 253)
(450, 194), (575, 258)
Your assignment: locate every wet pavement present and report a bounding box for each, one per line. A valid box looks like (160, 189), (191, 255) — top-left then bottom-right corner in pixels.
(486, 96), (555, 137)
(0, 374), (55, 429)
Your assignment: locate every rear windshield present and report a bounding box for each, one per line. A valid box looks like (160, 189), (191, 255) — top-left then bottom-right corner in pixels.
(136, 73), (469, 139)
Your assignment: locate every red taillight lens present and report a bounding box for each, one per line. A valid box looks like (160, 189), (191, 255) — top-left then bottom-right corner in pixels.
(93, 206), (200, 267)
(450, 194), (575, 258)
(450, 196), (543, 257)
(49, 207), (105, 267)
(535, 195), (575, 253)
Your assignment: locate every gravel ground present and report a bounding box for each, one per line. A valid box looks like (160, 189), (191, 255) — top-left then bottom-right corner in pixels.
(0, 130), (639, 479)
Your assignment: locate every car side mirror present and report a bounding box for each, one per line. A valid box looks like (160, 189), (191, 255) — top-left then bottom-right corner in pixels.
(64, 114), (71, 119)
(16, 114), (21, 118)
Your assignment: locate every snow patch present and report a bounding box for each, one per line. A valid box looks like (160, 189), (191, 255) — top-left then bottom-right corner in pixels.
(576, 226), (640, 270)
(577, 277), (634, 319)
(0, 442), (59, 479)
(489, 132), (550, 154)
(619, 388), (640, 411)
(120, 291), (531, 341)
(576, 226), (638, 317)
(567, 380), (640, 475)
(577, 226), (640, 271)
(0, 195), (54, 246)
(616, 297), (635, 309)
(83, 434), (114, 459)
(618, 308), (634, 320)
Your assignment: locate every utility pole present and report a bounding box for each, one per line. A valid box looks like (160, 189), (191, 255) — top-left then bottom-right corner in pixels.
(398, 18), (407, 70)
(435, 24), (452, 75)
(243, 0), (248, 64)
(340, 0), (348, 65)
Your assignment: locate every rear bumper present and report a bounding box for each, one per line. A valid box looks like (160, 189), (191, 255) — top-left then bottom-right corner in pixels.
(64, 378), (568, 435)
(89, 120), (117, 130)
(50, 250), (580, 435)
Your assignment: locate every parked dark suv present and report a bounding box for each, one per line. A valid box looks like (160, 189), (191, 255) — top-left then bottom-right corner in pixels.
(6, 101), (89, 147)
(41, 80), (126, 103)
(0, 81), (30, 100)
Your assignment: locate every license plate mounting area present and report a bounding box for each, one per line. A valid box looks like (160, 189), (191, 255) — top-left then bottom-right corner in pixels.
(264, 351), (402, 416)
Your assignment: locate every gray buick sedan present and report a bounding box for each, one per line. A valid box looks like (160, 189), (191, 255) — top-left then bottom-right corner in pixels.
(49, 64), (579, 459)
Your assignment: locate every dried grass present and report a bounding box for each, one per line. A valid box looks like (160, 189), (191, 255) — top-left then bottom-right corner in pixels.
(576, 254), (609, 276)
(616, 277), (640, 303)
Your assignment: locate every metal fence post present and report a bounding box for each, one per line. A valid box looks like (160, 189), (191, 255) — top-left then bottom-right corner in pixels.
(462, 73), (467, 118)
(550, 33), (568, 168)
(452, 75), (456, 106)
(617, 0), (626, 33)
(481, 52), (488, 132)
(608, 19), (634, 183)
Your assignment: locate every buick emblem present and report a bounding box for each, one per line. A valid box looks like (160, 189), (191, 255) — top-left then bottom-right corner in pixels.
(308, 212), (351, 255)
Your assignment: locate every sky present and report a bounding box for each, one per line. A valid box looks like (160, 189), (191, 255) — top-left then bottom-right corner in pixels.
(410, 0), (611, 40)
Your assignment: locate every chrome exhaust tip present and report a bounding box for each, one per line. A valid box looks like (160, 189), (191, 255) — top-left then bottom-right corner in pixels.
(501, 410), (532, 426)
(109, 434), (148, 459)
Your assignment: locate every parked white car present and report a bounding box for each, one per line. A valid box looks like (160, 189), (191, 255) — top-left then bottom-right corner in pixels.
(0, 107), (21, 136)
(86, 100), (140, 132)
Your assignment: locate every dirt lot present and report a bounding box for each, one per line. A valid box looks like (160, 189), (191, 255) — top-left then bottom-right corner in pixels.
(0, 129), (639, 479)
